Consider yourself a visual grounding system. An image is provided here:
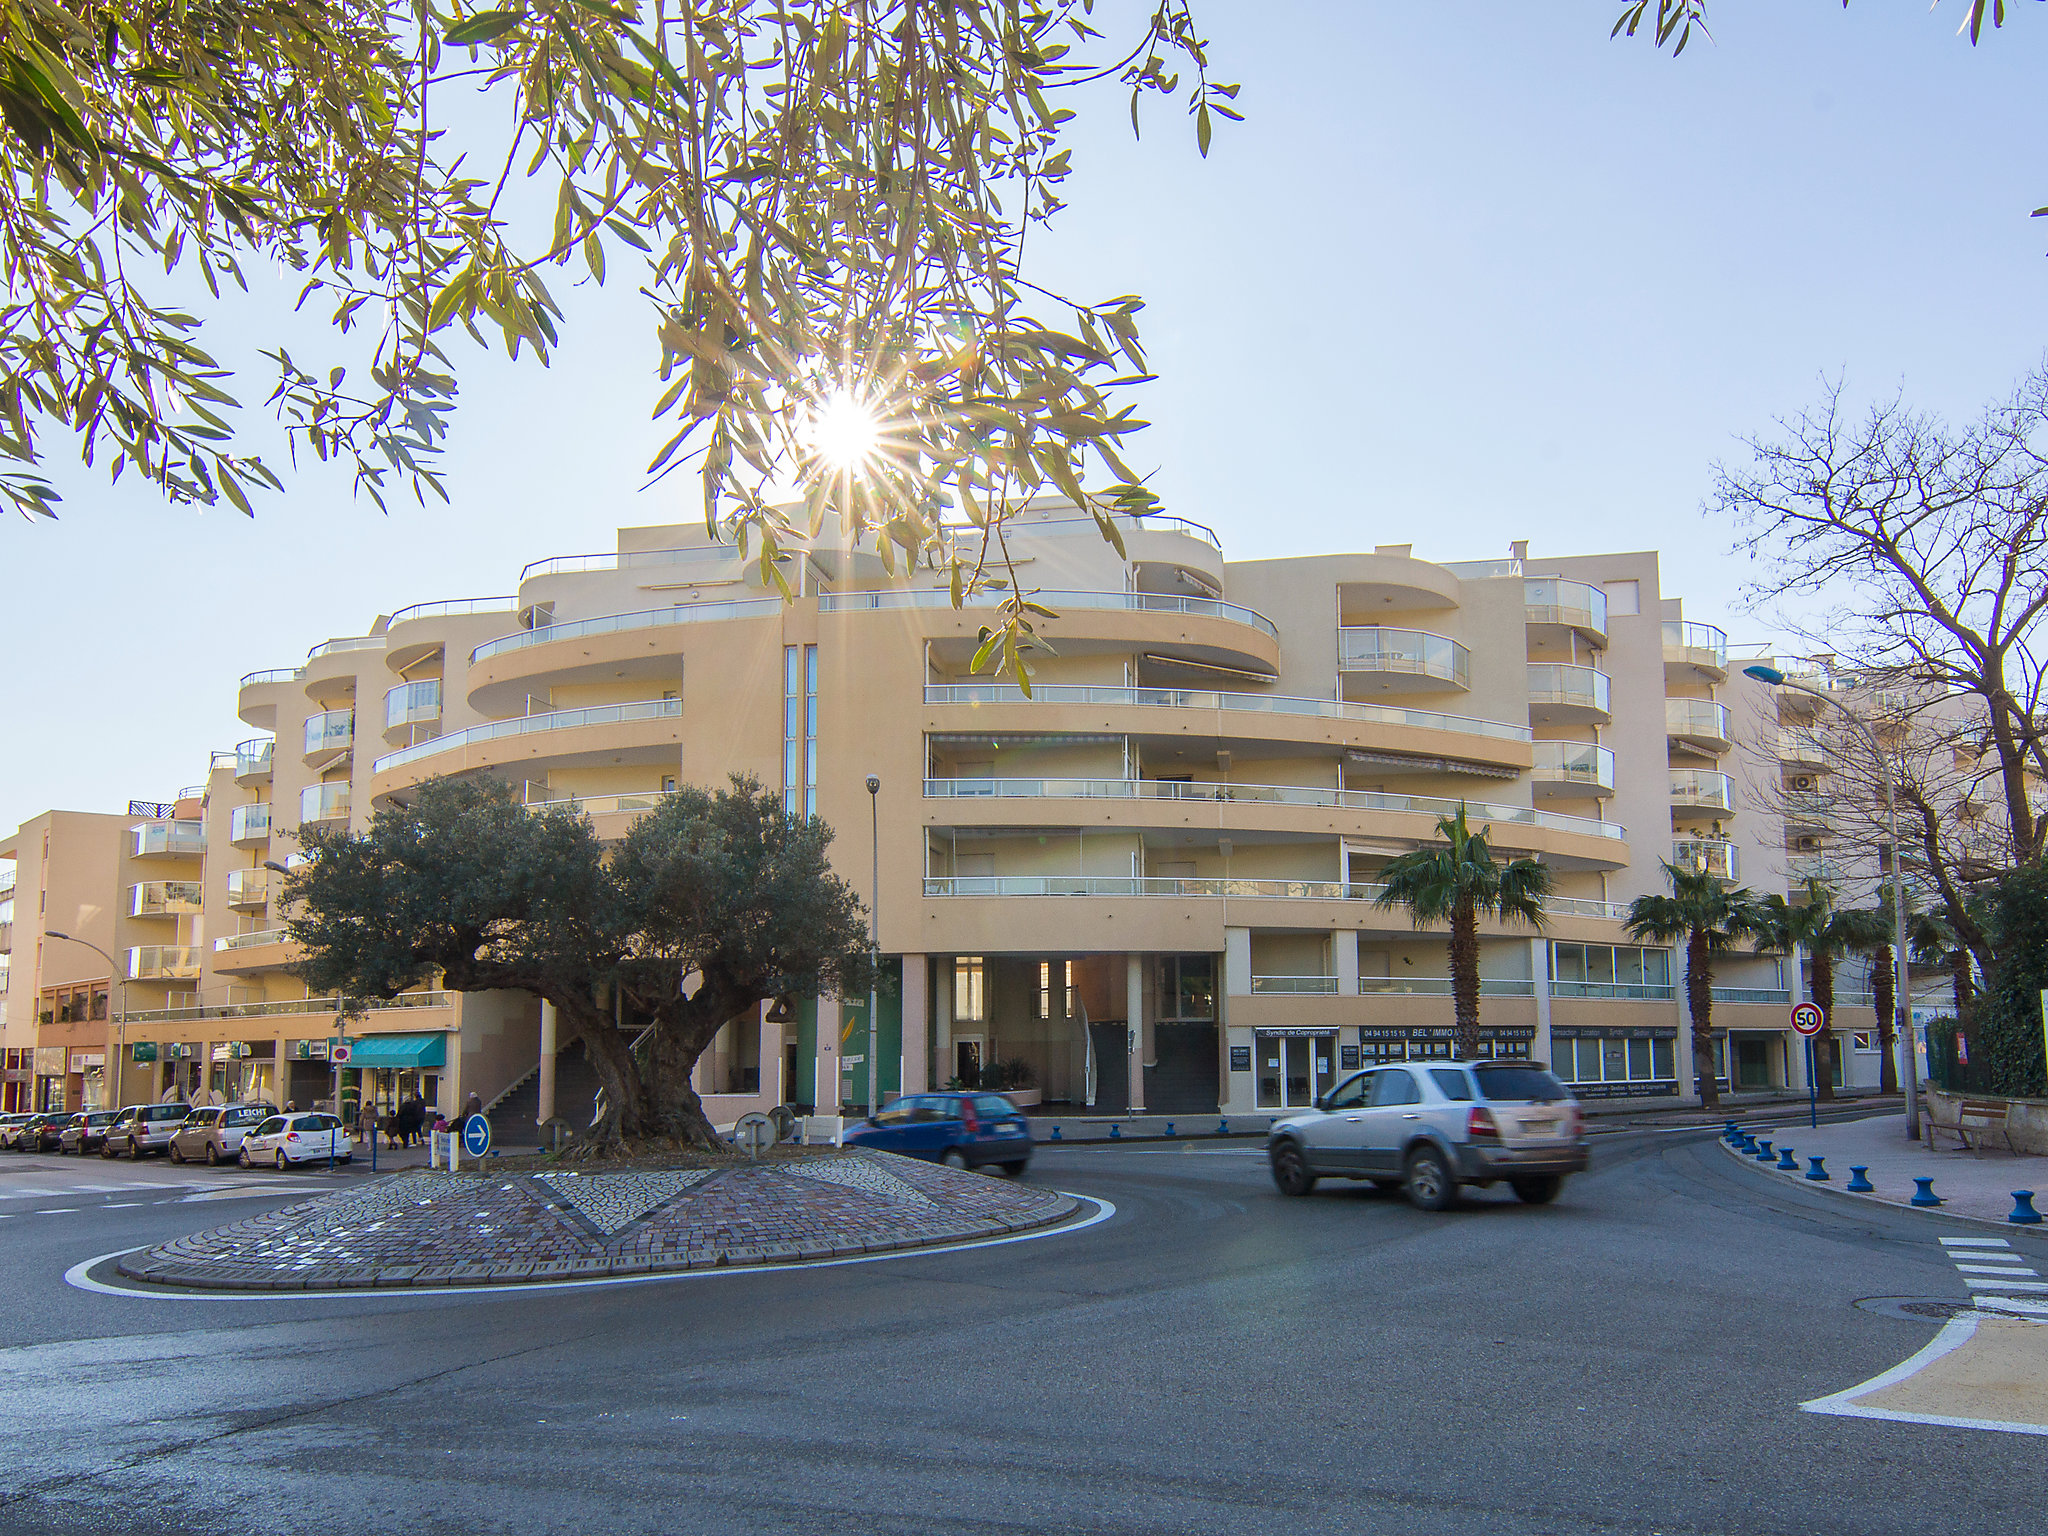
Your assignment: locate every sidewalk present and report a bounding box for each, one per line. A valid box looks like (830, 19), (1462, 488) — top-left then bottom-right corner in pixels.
(1721, 1112), (2046, 1226)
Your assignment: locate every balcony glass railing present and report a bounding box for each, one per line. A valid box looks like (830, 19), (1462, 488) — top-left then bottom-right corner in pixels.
(1358, 977), (1539, 997)
(922, 778), (1625, 841)
(214, 927), (289, 952)
(1523, 578), (1608, 637)
(229, 803), (271, 843)
(300, 783), (352, 824)
(921, 876), (1629, 919)
(923, 683), (1532, 743)
(234, 738), (274, 779)
(524, 790), (680, 818)
(385, 678), (442, 730)
(373, 698), (683, 773)
(387, 596), (519, 626)
(117, 990), (449, 1025)
(1778, 729), (1832, 766)
(306, 636), (384, 660)
(126, 945), (201, 981)
(1250, 975), (1339, 994)
(1662, 621), (1729, 667)
(1531, 741), (1616, 790)
(304, 710), (355, 755)
(225, 869), (270, 907)
(1337, 626), (1471, 688)
(132, 821), (204, 858)
(1667, 699), (1732, 744)
(129, 881), (202, 918)
(239, 667), (303, 687)
(1669, 770), (1735, 811)
(1527, 664), (1612, 715)
(1674, 838), (1739, 881)
(471, 599), (782, 664)
(1787, 854), (1843, 885)
(1549, 980), (1676, 1001)
(821, 587), (1279, 638)
(1711, 986), (1792, 1005)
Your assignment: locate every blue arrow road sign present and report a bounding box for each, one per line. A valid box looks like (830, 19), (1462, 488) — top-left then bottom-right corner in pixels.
(462, 1114), (492, 1158)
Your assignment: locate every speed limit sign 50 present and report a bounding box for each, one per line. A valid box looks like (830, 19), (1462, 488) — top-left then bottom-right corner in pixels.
(1790, 1002), (1825, 1037)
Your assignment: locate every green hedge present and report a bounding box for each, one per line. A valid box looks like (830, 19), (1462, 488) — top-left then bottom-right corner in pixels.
(1973, 864), (2048, 1098)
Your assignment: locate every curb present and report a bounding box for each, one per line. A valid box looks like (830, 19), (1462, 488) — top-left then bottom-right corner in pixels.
(1714, 1135), (2044, 1237)
(113, 1185), (1084, 1294)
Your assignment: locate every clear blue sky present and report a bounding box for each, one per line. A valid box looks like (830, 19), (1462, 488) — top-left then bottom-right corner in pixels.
(4, 1), (2044, 826)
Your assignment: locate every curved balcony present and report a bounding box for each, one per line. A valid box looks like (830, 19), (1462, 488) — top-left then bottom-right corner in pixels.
(303, 709), (355, 764)
(1524, 579), (1608, 646)
(132, 821), (204, 859)
(384, 678), (442, 740)
(300, 782), (352, 826)
(126, 945), (201, 981)
(129, 881), (202, 919)
(1530, 741), (1616, 800)
(1667, 699), (1733, 754)
(1527, 664), (1612, 723)
(302, 636), (382, 702)
(229, 803), (271, 845)
(212, 927), (295, 975)
(225, 868), (270, 909)
(1337, 626), (1470, 693)
(1663, 621), (1729, 682)
(371, 698), (684, 799)
(1669, 769), (1735, 816)
(823, 586), (1276, 636)
(465, 599), (780, 713)
(233, 738), (274, 784)
(385, 596), (519, 673)
(1673, 838), (1739, 882)
(236, 668), (301, 731)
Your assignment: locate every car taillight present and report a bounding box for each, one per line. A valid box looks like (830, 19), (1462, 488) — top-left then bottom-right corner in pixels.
(1467, 1106), (1500, 1140)
(285, 1131), (299, 1141)
(1566, 1105), (1584, 1137)
(960, 1101), (979, 1133)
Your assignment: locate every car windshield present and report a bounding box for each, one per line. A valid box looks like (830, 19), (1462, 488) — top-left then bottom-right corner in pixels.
(1473, 1065), (1569, 1103)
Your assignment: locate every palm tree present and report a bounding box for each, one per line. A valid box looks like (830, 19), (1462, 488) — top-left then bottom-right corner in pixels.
(1625, 861), (1764, 1111)
(1757, 881), (1888, 1102)
(1842, 898), (1905, 1095)
(1373, 805), (1552, 1059)
(1907, 906), (1977, 1022)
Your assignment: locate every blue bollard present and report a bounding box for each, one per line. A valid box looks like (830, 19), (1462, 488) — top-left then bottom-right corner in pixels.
(1164, 1121), (1175, 1138)
(1754, 1139), (1775, 1161)
(1050, 1125), (1062, 1141)
(1806, 1156), (1829, 1181)
(1739, 1134), (1759, 1153)
(1724, 1121), (1741, 1142)
(1109, 1123), (1121, 1140)
(2010, 1191), (2043, 1226)
(1777, 1147), (1798, 1170)
(1218, 1117), (1229, 1135)
(1847, 1165), (1875, 1192)
(1911, 1177), (1943, 1207)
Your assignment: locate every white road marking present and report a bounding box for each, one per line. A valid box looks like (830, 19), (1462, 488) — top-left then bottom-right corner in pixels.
(1804, 1314), (2048, 1436)
(64, 1193), (1119, 1303)
(1976, 1296), (2048, 1316)
(1965, 1278), (2048, 1291)
(36, 1208), (78, 1215)
(1941, 1237), (2011, 1248)
(1956, 1264), (2039, 1276)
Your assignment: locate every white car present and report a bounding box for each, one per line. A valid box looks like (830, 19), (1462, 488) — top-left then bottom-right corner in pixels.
(239, 1112), (352, 1168)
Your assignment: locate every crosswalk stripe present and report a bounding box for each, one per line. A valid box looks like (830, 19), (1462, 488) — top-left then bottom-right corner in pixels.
(1956, 1263), (2039, 1276)
(1976, 1296), (2048, 1316)
(1941, 1237), (2011, 1248)
(1964, 1278), (2048, 1291)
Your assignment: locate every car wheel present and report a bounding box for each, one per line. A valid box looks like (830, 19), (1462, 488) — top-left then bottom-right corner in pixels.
(101, 1140), (117, 1159)
(1269, 1141), (1318, 1197)
(275, 1151), (289, 1170)
(127, 1138), (142, 1161)
(1403, 1146), (1456, 1212)
(1001, 1160), (1029, 1179)
(205, 1143), (220, 1167)
(940, 1148), (970, 1170)
(238, 1149), (252, 1169)
(169, 1143), (184, 1164)
(1511, 1175), (1564, 1205)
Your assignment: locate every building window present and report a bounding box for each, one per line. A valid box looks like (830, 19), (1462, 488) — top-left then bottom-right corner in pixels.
(1552, 1032), (1677, 1092)
(1158, 956), (1215, 1021)
(1604, 579), (1640, 615)
(1034, 961), (1076, 1020)
(782, 644), (818, 818)
(1550, 942), (1673, 999)
(954, 957), (986, 1022)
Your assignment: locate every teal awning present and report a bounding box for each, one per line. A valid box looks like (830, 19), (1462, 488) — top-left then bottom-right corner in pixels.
(344, 1033), (446, 1069)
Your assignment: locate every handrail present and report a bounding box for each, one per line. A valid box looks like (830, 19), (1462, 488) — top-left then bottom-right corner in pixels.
(518, 545), (754, 582)
(821, 587), (1278, 638)
(214, 927), (290, 952)
(388, 596), (519, 626)
(938, 510), (1224, 550)
(1357, 977), (1539, 996)
(922, 777), (1624, 840)
(239, 667), (303, 687)
(924, 682), (1531, 743)
(306, 635), (384, 660)
(373, 698), (682, 773)
(117, 991), (449, 1025)
(1710, 986), (1792, 1004)
(522, 790), (680, 817)
(1249, 975), (1339, 994)
(470, 598), (782, 663)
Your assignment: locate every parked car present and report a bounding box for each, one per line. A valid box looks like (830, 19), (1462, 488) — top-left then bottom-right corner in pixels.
(102, 1102), (196, 1159)
(169, 1104), (279, 1166)
(58, 1110), (121, 1155)
(842, 1091), (1032, 1175)
(0, 1112), (41, 1150)
(239, 1112), (352, 1168)
(1268, 1059), (1588, 1211)
(15, 1112), (68, 1153)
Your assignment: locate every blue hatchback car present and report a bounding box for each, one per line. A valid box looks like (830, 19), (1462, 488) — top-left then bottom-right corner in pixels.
(843, 1091), (1033, 1175)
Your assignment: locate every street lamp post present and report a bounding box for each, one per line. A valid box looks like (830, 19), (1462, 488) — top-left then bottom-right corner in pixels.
(44, 930), (126, 1111)
(1743, 666), (1919, 1140)
(865, 774), (881, 1121)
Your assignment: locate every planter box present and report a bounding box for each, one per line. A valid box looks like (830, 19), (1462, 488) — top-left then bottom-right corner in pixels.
(995, 1088), (1042, 1109)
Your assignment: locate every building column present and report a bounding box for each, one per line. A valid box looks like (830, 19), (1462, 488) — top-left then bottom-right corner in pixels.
(1126, 953), (1146, 1112)
(1224, 928), (1252, 995)
(933, 961), (953, 1089)
(1531, 935), (1552, 1064)
(537, 1000), (558, 1124)
(900, 955), (929, 1095)
(1333, 930), (1360, 996)
(816, 996), (842, 1112)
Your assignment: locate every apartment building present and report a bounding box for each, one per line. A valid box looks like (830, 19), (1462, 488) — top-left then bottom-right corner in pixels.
(4, 500), (1909, 1128)
(0, 810), (123, 1113)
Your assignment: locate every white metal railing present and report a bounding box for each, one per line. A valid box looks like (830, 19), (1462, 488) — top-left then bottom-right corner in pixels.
(922, 777), (1625, 840)
(239, 667), (303, 687)
(518, 544), (755, 582)
(300, 783), (352, 823)
(1359, 977), (1539, 997)
(1337, 626), (1470, 687)
(133, 821), (204, 857)
(129, 882), (202, 918)
(1669, 769), (1734, 811)
(1523, 578), (1608, 636)
(306, 636), (384, 660)
(822, 587), (1279, 638)
(1667, 699), (1732, 743)
(923, 682), (1532, 743)
(1528, 663), (1612, 714)
(230, 803), (271, 843)
(304, 710), (354, 755)
(471, 599), (781, 663)
(118, 991), (449, 1025)
(385, 678), (442, 730)
(523, 790), (679, 817)
(388, 596), (518, 625)
(1549, 981), (1676, 1001)
(126, 945), (201, 980)
(938, 510), (1224, 551)
(1531, 741), (1616, 789)
(1711, 986), (1792, 1005)
(1663, 620), (1730, 666)
(1250, 975), (1339, 994)
(921, 875), (1629, 919)
(235, 738), (274, 778)
(214, 927), (289, 952)
(373, 698), (683, 773)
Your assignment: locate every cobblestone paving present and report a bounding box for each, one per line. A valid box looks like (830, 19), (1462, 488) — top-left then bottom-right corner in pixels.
(117, 1151), (1078, 1291)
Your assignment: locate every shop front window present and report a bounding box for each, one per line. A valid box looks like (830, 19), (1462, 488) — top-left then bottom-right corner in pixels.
(1158, 955), (1215, 1021)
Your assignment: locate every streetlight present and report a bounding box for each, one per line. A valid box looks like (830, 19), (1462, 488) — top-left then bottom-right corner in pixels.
(865, 774), (881, 1120)
(1743, 665), (1919, 1139)
(44, 930), (126, 1111)
(266, 859), (343, 1141)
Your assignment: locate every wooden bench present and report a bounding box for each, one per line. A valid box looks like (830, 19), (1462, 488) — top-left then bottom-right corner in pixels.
(1924, 1098), (2016, 1154)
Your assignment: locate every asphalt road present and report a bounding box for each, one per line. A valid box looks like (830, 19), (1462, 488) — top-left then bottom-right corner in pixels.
(0, 1124), (2042, 1535)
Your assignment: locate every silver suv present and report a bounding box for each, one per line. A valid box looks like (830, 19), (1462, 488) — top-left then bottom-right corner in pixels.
(1268, 1060), (1589, 1210)
(102, 1102), (196, 1159)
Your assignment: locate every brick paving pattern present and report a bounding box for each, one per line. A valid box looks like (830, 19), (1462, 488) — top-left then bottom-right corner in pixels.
(117, 1150), (1078, 1292)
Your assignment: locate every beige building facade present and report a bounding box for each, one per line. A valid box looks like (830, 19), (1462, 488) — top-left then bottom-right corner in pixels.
(3, 501), (1915, 1129)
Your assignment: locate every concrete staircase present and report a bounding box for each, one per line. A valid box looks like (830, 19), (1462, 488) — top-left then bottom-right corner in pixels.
(486, 1038), (607, 1148)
